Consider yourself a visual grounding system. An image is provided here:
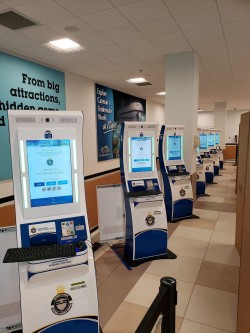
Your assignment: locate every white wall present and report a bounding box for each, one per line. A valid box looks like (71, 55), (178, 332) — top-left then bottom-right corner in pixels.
(197, 111), (214, 128)
(226, 110), (247, 143)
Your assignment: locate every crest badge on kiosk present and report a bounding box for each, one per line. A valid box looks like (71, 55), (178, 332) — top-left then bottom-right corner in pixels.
(44, 130), (52, 139)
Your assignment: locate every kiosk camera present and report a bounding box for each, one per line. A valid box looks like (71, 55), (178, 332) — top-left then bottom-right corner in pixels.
(199, 129), (215, 184)
(5, 110), (99, 333)
(208, 129), (220, 176)
(159, 125), (196, 221)
(120, 122), (175, 266)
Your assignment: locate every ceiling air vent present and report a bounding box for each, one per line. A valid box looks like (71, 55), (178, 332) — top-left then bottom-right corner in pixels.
(135, 82), (152, 86)
(59, 118), (77, 123)
(15, 117), (36, 123)
(0, 11), (37, 30)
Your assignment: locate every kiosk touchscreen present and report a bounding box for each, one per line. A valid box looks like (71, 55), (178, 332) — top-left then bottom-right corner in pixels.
(159, 125), (196, 221)
(199, 129), (215, 184)
(6, 110), (99, 333)
(120, 122), (175, 266)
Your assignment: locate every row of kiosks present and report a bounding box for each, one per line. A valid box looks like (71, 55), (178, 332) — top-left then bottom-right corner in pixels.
(5, 110), (99, 333)
(199, 129), (215, 184)
(158, 125), (196, 221)
(120, 122), (176, 267)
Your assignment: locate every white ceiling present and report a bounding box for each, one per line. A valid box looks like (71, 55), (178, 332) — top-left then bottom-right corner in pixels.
(0, 0), (250, 111)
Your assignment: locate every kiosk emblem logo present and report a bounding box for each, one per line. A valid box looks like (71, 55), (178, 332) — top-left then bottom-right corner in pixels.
(145, 214), (155, 226)
(44, 130), (52, 139)
(51, 285), (72, 315)
(180, 189), (186, 197)
(47, 159), (53, 166)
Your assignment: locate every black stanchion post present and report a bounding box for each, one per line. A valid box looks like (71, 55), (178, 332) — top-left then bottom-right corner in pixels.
(160, 277), (177, 333)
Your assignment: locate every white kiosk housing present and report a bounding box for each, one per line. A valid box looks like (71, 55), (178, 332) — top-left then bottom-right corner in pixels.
(199, 129), (215, 184)
(120, 122), (175, 266)
(159, 125), (195, 221)
(208, 129), (220, 176)
(6, 110), (99, 333)
(214, 129), (224, 169)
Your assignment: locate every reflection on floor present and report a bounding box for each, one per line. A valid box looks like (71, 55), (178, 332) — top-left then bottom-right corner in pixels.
(93, 163), (238, 333)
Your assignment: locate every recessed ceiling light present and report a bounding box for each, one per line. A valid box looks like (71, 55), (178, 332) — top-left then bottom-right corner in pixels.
(126, 77), (147, 84)
(43, 38), (85, 53)
(156, 92), (166, 96)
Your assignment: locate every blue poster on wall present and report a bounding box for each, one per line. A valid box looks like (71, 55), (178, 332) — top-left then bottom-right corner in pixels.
(0, 52), (66, 181)
(96, 84), (146, 162)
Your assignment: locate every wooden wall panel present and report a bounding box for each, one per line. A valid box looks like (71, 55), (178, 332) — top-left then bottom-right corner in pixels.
(0, 204), (16, 227)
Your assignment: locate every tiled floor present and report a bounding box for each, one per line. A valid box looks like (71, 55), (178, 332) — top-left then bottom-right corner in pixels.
(93, 163), (239, 333)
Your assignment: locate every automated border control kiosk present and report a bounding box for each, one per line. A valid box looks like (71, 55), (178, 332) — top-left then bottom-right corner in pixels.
(159, 125), (198, 222)
(208, 129), (220, 176)
(6, 110), (99, 333)
(214, 129), (224, 169)
(199, 129), (215, 184)
(120, 122), (176, 267)
(196, 147), (207, 197)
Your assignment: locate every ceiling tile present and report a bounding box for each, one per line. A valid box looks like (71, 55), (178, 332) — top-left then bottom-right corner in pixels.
(109, 0), (142, 5)
(17, 43), (66, 58)
(15, 0), (74, 24)
(223, 18), (250, 35)
(0, 3), (8, 11)
(163, 0), (216, 16)
(54, 0), (113, 16)
(102, 25), (144, 43)
(184, 24), (223, 44)
(17, 25), (62, 43)
(0, 31), (37, 49)
(47, 18), (96, 36)
(135, 17), (180, 38)
(0, 24), (9, 35)
(149, 32), (192, 54)
(117, 0), (171, 24)
(80, 8), (129, 31)
(217, 0), (246, 6)
(118, 38), (155, 52)
(73, 32), (114, 48)
(1, 0), (35, 6)
(219, 0), (250, 22)
(91, 44), (127, 57)
(174, 7), (220, 31)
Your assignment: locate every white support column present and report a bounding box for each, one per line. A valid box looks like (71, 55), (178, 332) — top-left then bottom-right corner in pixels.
(214, 102), (227, 149)
(165, 51), (199, 174)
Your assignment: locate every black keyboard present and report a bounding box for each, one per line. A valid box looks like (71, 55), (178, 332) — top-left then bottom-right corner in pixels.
(3, 244), (76, 263)
(126, 189), (162, 197)
(168, 171), (190, 177)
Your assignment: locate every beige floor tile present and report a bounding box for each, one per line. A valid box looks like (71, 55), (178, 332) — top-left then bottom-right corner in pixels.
(103, 301), (147, 333)
(95, 251), (122, 287)
(125, 273), (194, 317)
(198, 196), (225, 203)
(193, 209), (220, 220)
(172, 225), (213, 242)
(204, 243), (240, 267)
(146, 255), (202, 283)
(180, 319), (231, 333)
(210, 230), (235, 245)
(181, 218), (217, 230)
(168, 237), (208, 260)
(185, 285), (238, 332)
(223, 197), (237, 204)
(215, 213), (236, 233)
(196, 261), (239, 293)
(155, 316), (183, 333)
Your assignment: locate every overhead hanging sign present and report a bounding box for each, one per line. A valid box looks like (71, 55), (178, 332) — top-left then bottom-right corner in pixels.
(96, 83), (146, 162)
(0, 52), (66, 181)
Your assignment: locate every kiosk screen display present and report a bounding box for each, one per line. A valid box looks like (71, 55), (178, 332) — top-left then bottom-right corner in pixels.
(130, 137), (153, 172)
(215, 133), (220, 145)
(26, 139), (73, 207)
(208, 133), (215, 147)
(167, 135), (182, 160)
(199, 134), (207, 150)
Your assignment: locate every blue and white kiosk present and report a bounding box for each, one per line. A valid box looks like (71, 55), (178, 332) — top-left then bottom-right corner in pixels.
(208, 129), (220, 176)
(159, 125), (197, 222)
(199, 129), (215, 184)
(196, 146), (207, 196)
(214, 129), (224, 169)
(120, 122), (175, 266)
(5, 110), (99, 333)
